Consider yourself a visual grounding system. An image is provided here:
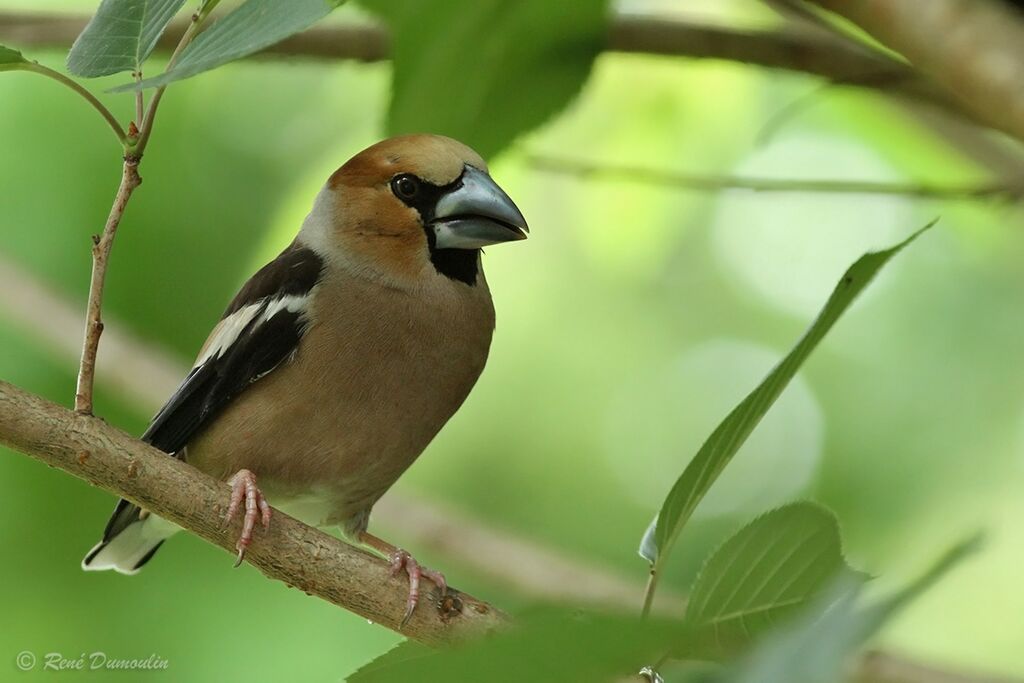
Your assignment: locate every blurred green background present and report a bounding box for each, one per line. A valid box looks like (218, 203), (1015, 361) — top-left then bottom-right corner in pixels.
(2, 0), (1024, 680)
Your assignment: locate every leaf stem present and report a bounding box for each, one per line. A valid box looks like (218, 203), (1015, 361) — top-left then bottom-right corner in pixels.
(4, 62), (128, 146)
(135, 0), (218, 156)
(641, 568), (659, 619)
(133, 70), (143, 126)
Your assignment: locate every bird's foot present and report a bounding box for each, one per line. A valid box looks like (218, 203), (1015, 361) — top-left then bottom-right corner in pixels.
(388, 548), (448, 628)
(223, 469), (272, 567)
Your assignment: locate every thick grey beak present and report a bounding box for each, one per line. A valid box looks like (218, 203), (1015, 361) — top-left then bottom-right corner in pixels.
(431, 166), (529, 249)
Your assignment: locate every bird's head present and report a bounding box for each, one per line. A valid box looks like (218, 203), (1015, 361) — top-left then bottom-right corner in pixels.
(303, 134), (528, 287)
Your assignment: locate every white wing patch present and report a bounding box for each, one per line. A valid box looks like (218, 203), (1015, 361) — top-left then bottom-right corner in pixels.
(195, 303), (263, 367)
(260, 294), (308, 322)
(195, 294), (311, 368)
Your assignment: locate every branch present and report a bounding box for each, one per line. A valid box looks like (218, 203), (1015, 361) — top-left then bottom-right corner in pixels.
(526, 155), (1024, 201)
(0, 379), (506, 646)
(807, 0), (1024, 144)
(74, 158), (141, 414)
(0, 11), (951, 108)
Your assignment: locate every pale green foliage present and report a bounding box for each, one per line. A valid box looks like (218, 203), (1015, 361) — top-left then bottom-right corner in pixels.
(679, 502), (865, 660)
(117, 0), (344, 91)
(641, 225), (934, 569)
(716, 536), (981, 683)
(67, 0), (186, 77)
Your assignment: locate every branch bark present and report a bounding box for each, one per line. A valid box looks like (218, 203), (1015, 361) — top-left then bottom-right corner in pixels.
(0, 11), (949, 107)
(807, 0), (1024, 144)
(0, 379), (507, 646)
(74, 158), (140, 415)
(526, 154), (1024, 201)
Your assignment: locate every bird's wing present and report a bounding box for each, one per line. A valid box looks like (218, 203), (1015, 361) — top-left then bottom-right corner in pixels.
(142, 241), (324, 454)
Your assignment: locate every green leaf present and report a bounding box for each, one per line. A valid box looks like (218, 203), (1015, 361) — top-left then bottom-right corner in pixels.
(115, 0), (343, 91)
(679, 502), (865, 660)
(348, 611), (684, 683)
(67, 0), (187, 77)
(640, 223), (934, 568)
(719, 535), (981, 683)
(360, 0), (609, 159)
(0, 45), (28, 68)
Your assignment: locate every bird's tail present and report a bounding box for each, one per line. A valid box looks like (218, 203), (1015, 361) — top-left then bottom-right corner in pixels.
(82, 499), (178, 574)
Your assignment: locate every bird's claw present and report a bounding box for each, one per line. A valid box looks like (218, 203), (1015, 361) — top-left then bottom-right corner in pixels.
(388, 548), (447, 628)
(223, 469), (271, 567)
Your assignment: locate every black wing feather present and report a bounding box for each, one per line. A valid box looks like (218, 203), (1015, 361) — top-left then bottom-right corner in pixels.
(142, 241), (323, 455)
(148, 305), (305, 453)
(89, 242), (322, 552)
(141, 363), (219, 453)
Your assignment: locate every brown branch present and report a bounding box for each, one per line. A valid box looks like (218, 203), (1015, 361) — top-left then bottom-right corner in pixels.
(807, 0), (1024, 144)
(74, 158), (141, 415)
(526, 154), (1024, 201)
(0, 11), (951, 108)
(0, 379), (507, 645)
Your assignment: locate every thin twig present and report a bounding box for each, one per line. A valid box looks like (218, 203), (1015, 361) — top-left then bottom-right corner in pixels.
(526, 155), (1023, 201)
(73, 3), (215, 414)
(74, 158), (141, 415)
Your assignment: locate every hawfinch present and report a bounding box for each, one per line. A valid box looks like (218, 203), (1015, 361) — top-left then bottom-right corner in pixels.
(82, 134), (528, 623)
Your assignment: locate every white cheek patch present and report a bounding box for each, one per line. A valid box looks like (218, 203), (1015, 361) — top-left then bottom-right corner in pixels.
(297, 184), (338, 260)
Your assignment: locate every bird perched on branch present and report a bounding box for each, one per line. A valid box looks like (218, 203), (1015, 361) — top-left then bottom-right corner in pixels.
(82, 134), (528, 624)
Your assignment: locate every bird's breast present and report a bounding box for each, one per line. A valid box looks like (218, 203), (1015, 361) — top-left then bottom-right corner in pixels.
(186, 266), (495, 525)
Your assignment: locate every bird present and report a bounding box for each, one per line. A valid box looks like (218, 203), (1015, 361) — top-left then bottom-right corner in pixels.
(82, 134), (528, 624)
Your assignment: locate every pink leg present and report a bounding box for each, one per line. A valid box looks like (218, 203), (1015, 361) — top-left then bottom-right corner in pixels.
(224, 469), (272, 567)
(360, 532), (447, 628)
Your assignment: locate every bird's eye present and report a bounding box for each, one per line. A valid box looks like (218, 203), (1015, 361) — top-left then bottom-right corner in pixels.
(391, 174), (420, 201)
